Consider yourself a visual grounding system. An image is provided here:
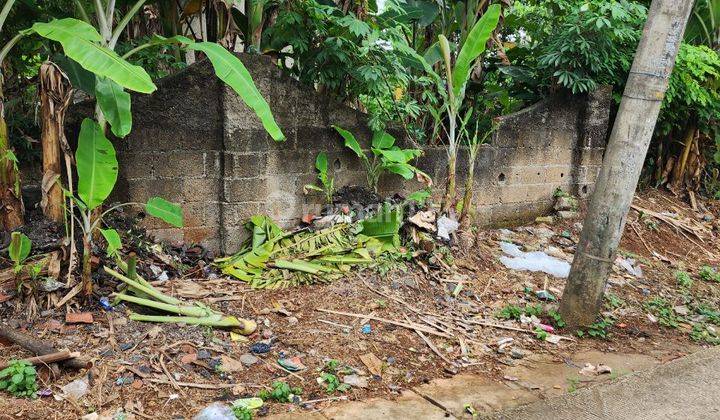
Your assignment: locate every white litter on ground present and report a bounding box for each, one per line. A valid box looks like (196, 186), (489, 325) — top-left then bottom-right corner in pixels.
(499, 242), (571, 278)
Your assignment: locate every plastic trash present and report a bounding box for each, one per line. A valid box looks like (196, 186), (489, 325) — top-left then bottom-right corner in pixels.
(437, 216), (459, 241)
(499, 242), (570, 278)
(60, 378), (89, 400)
(361, 324), (372, 334)
(615, 256), (643, 277)
(250, 342), (271, 354)
(193, 402), (236, 420)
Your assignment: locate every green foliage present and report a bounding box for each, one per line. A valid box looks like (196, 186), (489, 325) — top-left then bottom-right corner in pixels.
(265, 0), (424, 133)
(94, 77), (132, 138)
(303, 152), (334, 204)
(185, 41), (284, 141)
(690, 323), (720, 345)
(547, 310), (566, 328)
(451, 5), (502, 98)
(258, 381), (301, 403)
(28, 18), (156, 93)
(146, 197), (184, 228)
(232, 406), (253, 420)
(605, 293), (626, 310)
(232, 397), (263, 419)
(504, 0), (647, 94)
(76, 119), (118, 211)
(320, 372), (350, 394)
(699, 266), (720, 283)
(534, 327), (549, 341)
(644, 297), (680, 328)
(659, 43), (720, 137)
(333, 125), (424, 192)
(217, 216), (383, 288)
(496, 303), (544, 320)
(577, 317), (615, 339)
(0, 360), (37, 398)
(100, 228), (122, 258)
(8, 232), (31, 270)
(676, 271), (694, 288)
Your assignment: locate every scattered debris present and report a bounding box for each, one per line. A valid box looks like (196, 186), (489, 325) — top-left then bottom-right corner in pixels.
(437, 216), (459, 241)
(499, 242), (571, 278)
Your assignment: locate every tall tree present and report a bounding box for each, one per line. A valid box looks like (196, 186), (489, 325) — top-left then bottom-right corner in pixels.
(0, 0), (24, 231)
(559, 0), (695, 327)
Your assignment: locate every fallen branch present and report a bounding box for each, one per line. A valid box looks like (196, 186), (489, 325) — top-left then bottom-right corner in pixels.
(316, 308), (452, 338)
(0, 351), (80, 369)
(0, 326), (89, 370)
(145, 378), (260, 389)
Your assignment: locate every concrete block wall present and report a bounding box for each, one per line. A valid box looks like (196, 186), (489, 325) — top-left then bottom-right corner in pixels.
(107, 54), (611, 253)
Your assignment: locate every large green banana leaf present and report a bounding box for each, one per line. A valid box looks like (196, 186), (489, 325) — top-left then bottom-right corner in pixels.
(186, 42), (285, 141)
(76, 118), (118, 210)
(451, 4), (501, 99)
(333, 125), (366, 160)
(95, 77), (132, 138)
(29, 18), (156, 93)
(146, 196), (184, 227)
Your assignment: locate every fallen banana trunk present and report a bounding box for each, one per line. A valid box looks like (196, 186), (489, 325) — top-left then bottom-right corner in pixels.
(215, 215), (395, 289)
(104, 266), (256, 334)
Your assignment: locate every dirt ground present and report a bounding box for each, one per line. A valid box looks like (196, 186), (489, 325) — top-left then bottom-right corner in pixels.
(0, 189), (718, 419)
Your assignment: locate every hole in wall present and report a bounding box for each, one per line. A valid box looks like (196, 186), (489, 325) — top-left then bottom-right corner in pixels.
(498, 173), (506, 182)
(334, 159), (342, 170)
(560, 173), (565, 178)
(582, 185), (588, 194)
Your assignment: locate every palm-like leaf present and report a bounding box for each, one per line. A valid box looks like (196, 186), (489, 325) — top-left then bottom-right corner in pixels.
(186, 42), (284, 141)
(451, 4), (501, 99)
(95, 77), (132, 138)
(29, 18), (156, 93)
(76, 118), (118, 210)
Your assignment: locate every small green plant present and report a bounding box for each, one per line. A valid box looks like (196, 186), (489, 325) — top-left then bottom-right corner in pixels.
(258, 381), (302, 403)
(524, 304), (543, 317)
(534, 327), (549, 341)
(566, 376), (580, 394)
(547, 310), (566, 328)
(8, 232), (31, 273)
(320, 372), (350, 394)
(644, 297), (680, 328)
(605, 293), (626, 310)
(690, 323), (720, 345)
(303, 152), (335, 204)
(676, 271), (694, 288)
(497, 304), (523, 320)
(699, 266), (720, 283)
(0, 360), (38, 398)
(333, 126), (426, 193)
(577, 318), (615, 339)
(324, 359), (341, 373)
(232, 406), (253, 420)
(231, 397), (263, 420)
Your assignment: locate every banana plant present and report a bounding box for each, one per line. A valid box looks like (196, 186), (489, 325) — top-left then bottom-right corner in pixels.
(333, 125), (426, 193)
(400, 4), (501, 215)
(303, 152), (335, 204)
(11, 1), (284, 295)
(70, 118), (183, 295)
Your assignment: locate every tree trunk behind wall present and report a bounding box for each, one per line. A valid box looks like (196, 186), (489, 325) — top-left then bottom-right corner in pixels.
(0, 80), (24, 231)
(559, 0), (695, 328)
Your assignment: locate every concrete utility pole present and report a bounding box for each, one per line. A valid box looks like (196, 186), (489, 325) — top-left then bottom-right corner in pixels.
(559, 0), (694, 327)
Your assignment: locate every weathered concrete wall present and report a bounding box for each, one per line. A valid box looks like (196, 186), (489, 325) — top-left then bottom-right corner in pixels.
(108, 54), (610, 253)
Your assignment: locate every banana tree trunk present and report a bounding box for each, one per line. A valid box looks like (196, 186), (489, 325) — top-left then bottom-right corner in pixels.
(459, 149), (477, 226)
(0, 81), (24, 231)
(39, 62), (70, 223)
(671, 125), (697, 186)
(247, 0), (265, 51)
